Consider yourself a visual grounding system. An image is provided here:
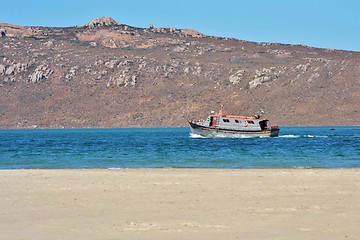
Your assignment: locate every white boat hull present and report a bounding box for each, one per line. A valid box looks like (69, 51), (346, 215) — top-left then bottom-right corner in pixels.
(189, 121), (279, 138)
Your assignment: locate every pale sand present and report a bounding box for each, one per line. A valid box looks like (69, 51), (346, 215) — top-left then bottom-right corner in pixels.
(1, 169), (360, 240)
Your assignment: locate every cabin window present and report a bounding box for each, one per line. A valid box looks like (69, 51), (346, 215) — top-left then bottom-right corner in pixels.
(248, 120), (254, 124)
(235, 119), (239, 123)
(222, 119), (230, 123)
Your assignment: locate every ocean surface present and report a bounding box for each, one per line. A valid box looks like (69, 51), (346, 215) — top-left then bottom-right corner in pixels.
(0, 127), (359, 169)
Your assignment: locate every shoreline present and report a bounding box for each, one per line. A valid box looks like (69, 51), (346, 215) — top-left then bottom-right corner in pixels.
(1, 168), (359, 240)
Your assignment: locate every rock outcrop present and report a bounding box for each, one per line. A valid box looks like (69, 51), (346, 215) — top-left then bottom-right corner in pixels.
(28, 65), (53, 83)
(0, 23), (32, 37)
(229, 69), (245, 84)
(84, 17), (119, 28)
(249, 67), (284, 89)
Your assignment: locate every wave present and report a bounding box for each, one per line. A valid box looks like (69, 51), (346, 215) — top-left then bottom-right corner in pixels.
(291, 166), (323, 169)
(305, 135), (328, 138)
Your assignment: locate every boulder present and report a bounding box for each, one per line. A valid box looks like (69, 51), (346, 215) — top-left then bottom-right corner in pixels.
(0, 64), (5, 74)
(44, 40), (54, 48)
(5, 65), (15, 75)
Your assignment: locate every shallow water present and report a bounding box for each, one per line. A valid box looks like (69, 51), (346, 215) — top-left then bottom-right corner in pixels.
(0, 127), (359, 169)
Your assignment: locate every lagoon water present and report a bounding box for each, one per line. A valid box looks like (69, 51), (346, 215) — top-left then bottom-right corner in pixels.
(0, 127), (359, 169)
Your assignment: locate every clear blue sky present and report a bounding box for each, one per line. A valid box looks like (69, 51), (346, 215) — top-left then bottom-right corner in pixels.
(1, 0), (359, 52)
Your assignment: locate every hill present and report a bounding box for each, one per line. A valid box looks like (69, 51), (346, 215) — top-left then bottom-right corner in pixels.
(1, 17), (359, 128)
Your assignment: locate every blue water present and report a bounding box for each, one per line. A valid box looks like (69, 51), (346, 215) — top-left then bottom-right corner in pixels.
(0, 127), (359, 169)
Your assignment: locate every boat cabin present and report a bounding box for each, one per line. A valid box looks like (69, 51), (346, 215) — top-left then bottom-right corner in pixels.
(203, 114), (269, 131)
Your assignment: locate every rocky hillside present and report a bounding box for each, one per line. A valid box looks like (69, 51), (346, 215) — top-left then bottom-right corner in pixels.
(1, 17), (359, 128)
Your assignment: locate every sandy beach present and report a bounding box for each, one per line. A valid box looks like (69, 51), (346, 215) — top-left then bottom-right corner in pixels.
(0, 169), (359, 240)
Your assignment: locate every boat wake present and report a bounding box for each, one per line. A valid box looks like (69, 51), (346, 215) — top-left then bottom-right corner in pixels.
(279, 134), (329, 138)
(191, 133), (331, 139)
(279, 135), (300, 138)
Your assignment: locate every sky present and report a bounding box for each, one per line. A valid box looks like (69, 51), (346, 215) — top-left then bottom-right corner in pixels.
(1, 0), (360, 52)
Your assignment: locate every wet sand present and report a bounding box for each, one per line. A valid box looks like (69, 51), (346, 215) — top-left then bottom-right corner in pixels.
(1, 169), (359, 240)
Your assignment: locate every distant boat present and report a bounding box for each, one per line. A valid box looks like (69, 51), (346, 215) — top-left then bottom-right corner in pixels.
(188, 109), (279, 138)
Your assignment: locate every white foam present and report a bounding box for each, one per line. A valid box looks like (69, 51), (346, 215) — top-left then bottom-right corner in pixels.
(189, 133), (207, 138)
(279, 134), (300, 138)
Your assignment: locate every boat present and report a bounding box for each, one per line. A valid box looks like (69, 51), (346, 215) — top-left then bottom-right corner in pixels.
(188, 108), (280, 138)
